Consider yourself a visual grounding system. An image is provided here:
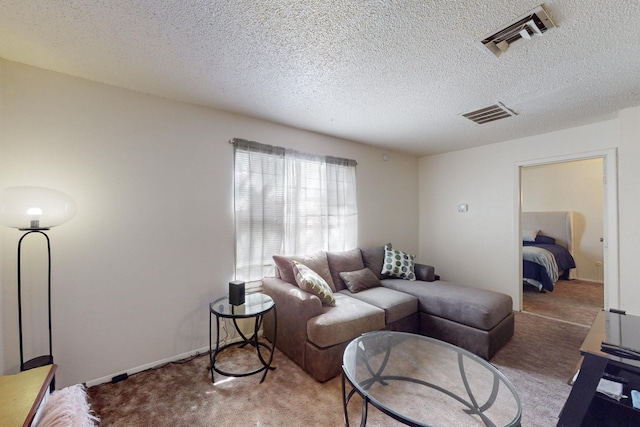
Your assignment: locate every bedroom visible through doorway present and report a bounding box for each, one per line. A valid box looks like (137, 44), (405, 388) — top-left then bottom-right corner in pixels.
(520, 158), (605, 326)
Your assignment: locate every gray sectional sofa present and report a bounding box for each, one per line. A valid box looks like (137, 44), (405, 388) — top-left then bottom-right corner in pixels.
(262, 245), (514, 382)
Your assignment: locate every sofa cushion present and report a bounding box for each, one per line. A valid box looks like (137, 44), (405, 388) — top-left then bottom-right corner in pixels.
(360, 245), (387, 280)
(339, 287), (418, 325)
(381, 278), (512, 331)
(381, 244), (416, 280)
(326, 248), (365, 291)
(292, 261), (336, 306)
(339, 268), (381, 293)
(273, 251), (336, 291)
(307, 294), (385, 348)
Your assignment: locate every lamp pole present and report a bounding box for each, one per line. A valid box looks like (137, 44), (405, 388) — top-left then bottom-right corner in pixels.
(17, 229), (53, 371)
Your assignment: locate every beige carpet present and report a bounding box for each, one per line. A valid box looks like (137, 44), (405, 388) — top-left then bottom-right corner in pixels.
(87, 312), (589, 426)
(523, 279), (604, 326)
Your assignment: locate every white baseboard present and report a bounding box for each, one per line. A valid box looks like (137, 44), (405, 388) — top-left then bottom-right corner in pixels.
(84, 331), (264, 388)
(84, 345), (211, 387)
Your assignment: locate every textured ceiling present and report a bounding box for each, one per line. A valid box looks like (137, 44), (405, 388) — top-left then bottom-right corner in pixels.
(1, 1), (639, 156)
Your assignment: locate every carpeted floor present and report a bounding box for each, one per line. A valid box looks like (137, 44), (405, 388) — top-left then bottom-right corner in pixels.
(523, 279), (604, 326)
(87, 311), (589, 427)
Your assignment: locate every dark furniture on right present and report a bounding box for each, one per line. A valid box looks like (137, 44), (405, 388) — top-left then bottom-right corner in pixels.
(558, 310), (640, 426)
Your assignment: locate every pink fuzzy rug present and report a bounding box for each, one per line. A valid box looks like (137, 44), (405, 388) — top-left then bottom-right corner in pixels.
(36, 384), (99, 427)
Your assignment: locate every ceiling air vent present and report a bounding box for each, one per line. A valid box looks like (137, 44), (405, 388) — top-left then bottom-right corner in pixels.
(479, 4), (556, 57)
(461, 102), (517, 124)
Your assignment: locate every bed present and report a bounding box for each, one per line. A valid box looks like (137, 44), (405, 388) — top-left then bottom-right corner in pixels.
(522, 211), (577, 292)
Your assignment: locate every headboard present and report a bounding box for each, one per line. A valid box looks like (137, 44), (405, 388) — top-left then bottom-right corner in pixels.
(522, 211), (574, 254)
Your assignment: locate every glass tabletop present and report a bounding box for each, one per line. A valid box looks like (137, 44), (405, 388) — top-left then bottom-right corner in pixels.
(581, 310), (640, 369)
(343, 331), (521, 427)
(210, 292), (274, 318)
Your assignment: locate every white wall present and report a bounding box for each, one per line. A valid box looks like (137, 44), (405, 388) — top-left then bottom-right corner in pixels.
(617, 107), (640, 315)
(521, 159), (604, 282)
(419, 107), (640, 314)
(0, 59), (419, 387)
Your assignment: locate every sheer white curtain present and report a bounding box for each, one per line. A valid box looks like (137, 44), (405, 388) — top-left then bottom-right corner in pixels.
(283, 150), (358, 255)
(233, 139), (357, 282)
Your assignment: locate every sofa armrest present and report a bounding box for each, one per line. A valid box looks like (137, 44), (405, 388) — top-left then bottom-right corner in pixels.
(262, 276), (324, 368)
(414, 263), (436, 282)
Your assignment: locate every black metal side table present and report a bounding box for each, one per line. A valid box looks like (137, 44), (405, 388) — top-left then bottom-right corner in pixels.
(209, 292), (277, 384)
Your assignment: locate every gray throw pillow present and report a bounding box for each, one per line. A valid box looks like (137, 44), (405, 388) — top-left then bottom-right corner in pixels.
(339, 268), (381, 293)
(326, 248), (365, 291)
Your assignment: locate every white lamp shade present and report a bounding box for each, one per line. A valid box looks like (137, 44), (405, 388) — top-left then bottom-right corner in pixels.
(0, 186), (77, 230)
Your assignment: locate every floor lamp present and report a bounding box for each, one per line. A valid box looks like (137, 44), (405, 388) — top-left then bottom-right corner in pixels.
(0, 186), (76, 373)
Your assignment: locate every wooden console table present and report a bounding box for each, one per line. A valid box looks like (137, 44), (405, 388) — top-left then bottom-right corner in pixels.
(558, 310), (640, 426)
(0, 364), (56, 427)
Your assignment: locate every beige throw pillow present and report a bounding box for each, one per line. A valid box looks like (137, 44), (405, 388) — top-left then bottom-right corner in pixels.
(273, 252), (336, 291)
(292, 260), (336, 306)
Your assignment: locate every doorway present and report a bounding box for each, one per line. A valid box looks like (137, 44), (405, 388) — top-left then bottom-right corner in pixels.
(521, 159), (604, 324)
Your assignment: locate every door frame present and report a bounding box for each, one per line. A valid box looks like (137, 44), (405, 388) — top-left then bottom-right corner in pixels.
(515, 148), (619, 311)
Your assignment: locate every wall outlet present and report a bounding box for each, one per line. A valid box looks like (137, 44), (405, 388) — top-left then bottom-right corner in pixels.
(111, 373), (129, 383)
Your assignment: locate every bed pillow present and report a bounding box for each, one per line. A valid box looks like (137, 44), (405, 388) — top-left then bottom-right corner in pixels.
(522, 229), (539, 242)
(292, 260), (336, 306)
(339, 268), (381, 293)
(381, 244), (416, 280)
(535, 235), (556, 245)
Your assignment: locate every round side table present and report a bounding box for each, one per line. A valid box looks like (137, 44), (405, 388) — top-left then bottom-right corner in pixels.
(209, 292), (277, 384)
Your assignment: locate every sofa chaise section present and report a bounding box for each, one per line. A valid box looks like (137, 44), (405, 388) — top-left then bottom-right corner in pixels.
(381, 278), (514, 360)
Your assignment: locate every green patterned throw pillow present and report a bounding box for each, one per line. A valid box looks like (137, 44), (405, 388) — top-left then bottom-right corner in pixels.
(292, 260), (336, 306)
(381, 244), (416, 280)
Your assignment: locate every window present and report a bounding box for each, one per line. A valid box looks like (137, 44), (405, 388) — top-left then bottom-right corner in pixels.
(232, 138), (358, 282)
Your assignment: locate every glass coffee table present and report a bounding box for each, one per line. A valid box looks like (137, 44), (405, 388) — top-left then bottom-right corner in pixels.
(342, 331), (521, 427)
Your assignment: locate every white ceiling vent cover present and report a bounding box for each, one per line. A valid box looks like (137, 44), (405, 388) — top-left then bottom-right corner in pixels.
(461, 102), (517, 124)
(480, 5), (556, 57)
